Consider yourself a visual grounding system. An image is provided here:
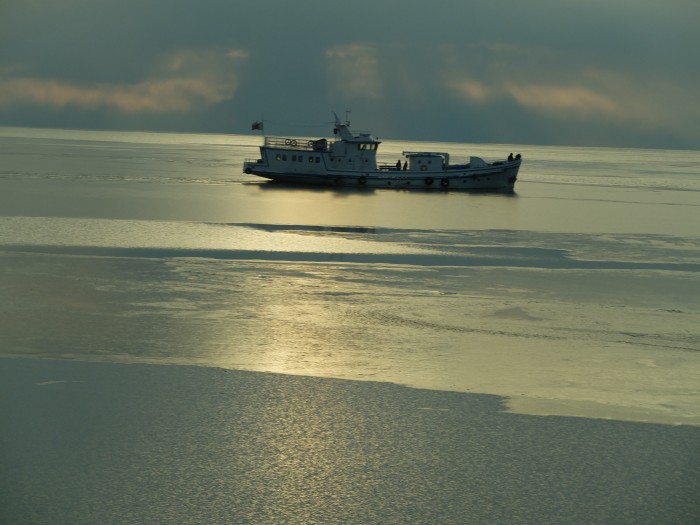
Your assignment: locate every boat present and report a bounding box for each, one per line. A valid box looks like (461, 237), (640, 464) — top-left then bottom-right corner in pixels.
(243, 115), (521, 191)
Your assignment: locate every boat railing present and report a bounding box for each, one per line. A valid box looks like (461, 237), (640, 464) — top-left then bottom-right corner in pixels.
(264, 136), (330, 152)
(378, 163), (405, 171)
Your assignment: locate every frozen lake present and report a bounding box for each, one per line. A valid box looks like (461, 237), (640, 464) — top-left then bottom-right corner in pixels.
(1, 127), (700, 523)
(1, 127), (699, 425)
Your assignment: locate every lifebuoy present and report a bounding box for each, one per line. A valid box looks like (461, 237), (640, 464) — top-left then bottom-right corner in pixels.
(425, 177), (434, 186)
(290, 139), (297, 146)
(440, 178), (449, 188)
(358, 175), (367, 185)
(284, 138), (292, 145)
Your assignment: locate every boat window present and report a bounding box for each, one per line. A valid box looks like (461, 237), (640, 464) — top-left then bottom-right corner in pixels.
(315, 157), (321, 163)
(308, 156), (314, 163)
(291, 155), (297, 162)
(275, 154), (282, 161)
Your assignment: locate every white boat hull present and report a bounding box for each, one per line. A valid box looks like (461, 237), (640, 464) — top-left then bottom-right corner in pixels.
(245, 161), (520, 192)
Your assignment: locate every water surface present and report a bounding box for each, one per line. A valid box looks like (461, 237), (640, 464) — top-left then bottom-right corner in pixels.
(1, 127), (699, 425)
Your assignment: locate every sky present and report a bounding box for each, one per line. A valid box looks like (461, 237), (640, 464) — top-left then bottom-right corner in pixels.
(1, 0), (698, 149)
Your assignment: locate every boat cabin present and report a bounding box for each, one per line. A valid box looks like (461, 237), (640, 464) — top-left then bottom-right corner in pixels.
(257, 118), (381, 174)
(405, 152), (449, 172)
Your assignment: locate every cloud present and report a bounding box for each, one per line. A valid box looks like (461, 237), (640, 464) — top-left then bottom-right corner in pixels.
(0, 78), (225, 112)
(443, 39), (697, 124)
(325, 43), (382, 100)
(1, 0), (698, 147)
(504, 83), (618, 116)
(447, 80), (490, 104)
(0, 48), (248, 113)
